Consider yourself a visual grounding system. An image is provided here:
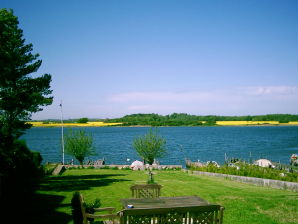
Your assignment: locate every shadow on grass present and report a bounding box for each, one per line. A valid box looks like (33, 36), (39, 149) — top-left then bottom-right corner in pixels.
(6, 193), (72, 224)
(19, 174), (132, 224)
(31, 193), (72, 224)
(39, 173), (131, 192)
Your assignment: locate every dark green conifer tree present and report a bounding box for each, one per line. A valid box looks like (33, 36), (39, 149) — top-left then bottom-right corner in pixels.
(0, 9), (53, 140)
(0, 9), (53, 218)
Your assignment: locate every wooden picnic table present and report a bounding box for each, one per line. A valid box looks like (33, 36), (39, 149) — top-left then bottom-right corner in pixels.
(121, 195), (211, 209)
(119, 196), (224, 224)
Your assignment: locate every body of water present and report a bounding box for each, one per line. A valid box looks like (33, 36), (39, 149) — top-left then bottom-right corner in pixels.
(22, 126), (298, 167)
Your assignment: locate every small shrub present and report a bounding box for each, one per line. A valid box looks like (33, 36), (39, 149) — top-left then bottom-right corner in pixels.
(84, 198), (101, 213)
(101, 166), (111, 169)
(71, 192), (102, 223)
(111, 166), (119, 170)
(121, 167), (131, 170)
(87, 166), (95, 169)
(84, 198), (101, 222)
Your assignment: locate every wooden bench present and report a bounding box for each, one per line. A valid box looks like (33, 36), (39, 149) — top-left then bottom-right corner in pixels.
(78, 193), (118, 224)
(130, 184), (162, 198)
(118, 205), (224, 224)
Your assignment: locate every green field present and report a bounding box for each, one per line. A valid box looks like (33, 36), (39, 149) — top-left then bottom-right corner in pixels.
(29, 168), (297, 224)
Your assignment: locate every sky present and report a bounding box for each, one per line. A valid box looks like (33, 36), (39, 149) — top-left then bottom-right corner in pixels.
(2, 0), (298, 120)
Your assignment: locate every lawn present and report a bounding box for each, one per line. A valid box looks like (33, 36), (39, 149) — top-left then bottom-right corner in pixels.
(28, 168), (297, 224)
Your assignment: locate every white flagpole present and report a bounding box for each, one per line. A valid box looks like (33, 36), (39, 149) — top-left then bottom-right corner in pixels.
(60, 101), (65, 165)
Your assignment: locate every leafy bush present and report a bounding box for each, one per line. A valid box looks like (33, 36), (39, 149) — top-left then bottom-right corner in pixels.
(87, 166), (95, 169)
(121, 167), (131, 170)
(84, 198), (101, 213)
(83, 197), (101, 222)
(111, 166), (119, 170)
(101, 166), (112, 169)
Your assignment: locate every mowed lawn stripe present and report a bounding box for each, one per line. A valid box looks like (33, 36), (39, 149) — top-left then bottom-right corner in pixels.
(37, 169), (298, 224)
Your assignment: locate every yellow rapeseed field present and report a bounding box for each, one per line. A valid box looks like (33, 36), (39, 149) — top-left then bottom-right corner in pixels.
(28, 121), (122, 127)
(288, 121), (298, 125)
(28, 121), (298, 127)
(216, 121), (279, 126)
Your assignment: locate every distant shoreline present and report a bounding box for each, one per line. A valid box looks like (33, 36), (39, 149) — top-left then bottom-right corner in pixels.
(28, 121), (298, 128)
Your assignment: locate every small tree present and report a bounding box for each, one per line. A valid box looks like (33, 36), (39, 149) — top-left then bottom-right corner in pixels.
(132, 128), (167, 165)
(64, 129), (96, 165)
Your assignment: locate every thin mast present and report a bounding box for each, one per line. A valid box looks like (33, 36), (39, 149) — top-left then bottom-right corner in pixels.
(60, 101), (65, 165)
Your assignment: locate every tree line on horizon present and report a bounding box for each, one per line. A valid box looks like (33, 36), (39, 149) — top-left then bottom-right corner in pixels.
(103, 113), (298, 126)
(37, 113), (298, 126)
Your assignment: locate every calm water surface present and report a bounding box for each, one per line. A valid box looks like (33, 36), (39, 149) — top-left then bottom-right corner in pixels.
(22, 126), (298, 166)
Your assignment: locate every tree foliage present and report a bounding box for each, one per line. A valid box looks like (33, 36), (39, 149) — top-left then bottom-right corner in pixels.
(106, 113), (298, 126)
(0, 9), (53, 139)
(0, 9), (52, 213)
(132, 128), (167, 165)
(64, 129), (96, 165)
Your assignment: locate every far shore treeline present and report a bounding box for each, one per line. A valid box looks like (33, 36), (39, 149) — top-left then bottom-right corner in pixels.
(34, 113), (298, 126)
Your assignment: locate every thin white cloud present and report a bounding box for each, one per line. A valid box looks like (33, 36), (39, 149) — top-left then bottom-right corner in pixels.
(32, 86), (298, 119)
(107, 86), (298, 115)
(240, 86), (298, 96)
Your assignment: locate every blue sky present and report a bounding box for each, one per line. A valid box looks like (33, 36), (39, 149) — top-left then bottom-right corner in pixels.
(2, 0), (298, 119)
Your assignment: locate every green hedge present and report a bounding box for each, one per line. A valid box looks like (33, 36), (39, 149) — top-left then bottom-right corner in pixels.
(189, 163), (298, 182)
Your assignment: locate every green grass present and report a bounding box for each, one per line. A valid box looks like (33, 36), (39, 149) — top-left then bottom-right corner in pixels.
(28, 169), (297, 224)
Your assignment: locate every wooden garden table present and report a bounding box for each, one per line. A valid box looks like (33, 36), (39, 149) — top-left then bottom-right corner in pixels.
(121, 195), (211, 209)
(119, 196), (224, 224)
